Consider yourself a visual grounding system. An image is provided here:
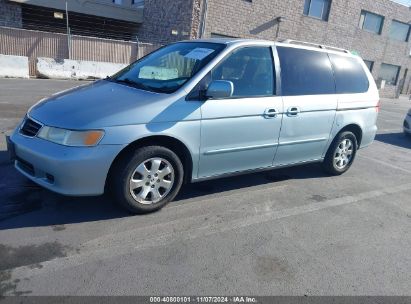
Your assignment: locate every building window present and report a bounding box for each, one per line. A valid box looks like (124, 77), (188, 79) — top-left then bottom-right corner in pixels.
(359, 10), (384, 35)
(303, 0), (332, 21)
(389, 20), (410, 42)
(113, 0), (122, 4)
(363, 60), (374, 72)
(379, 63), (401, 86)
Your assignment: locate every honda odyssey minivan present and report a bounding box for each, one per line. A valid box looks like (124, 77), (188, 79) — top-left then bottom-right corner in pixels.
(8, 38), (379, 213)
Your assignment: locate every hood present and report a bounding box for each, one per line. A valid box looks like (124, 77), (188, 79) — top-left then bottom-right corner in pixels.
(28, 80), (181, 129)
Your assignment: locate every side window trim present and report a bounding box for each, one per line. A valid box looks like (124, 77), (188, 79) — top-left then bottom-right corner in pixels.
(326, 53), (338, 94)
(207, 45), (277, 100)
(272, 45), (282, 96)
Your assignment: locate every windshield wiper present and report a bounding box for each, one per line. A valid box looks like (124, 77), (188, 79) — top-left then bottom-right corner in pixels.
(114, 78), (174, 93)
(114, 78), (138, 86)
(114, 78), (157, 92)
(146, 86), (176, 93)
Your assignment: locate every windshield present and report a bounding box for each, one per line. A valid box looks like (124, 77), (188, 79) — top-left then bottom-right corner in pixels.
(110, 42), (226, 94)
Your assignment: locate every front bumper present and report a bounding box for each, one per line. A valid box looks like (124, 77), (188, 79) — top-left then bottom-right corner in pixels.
(10, 131), (125, 196)
(6, 135), (16, 161)
(404, 115), (411, 135)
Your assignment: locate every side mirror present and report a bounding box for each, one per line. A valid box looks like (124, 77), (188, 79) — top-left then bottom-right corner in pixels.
(205, 80), (234, 99)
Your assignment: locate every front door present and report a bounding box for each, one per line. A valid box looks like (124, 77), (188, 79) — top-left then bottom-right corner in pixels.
(198, 46), (283, 178)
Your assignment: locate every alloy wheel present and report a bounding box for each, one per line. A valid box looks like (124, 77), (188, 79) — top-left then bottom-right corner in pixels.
(333, 138), (354, 170)
(129, 157), (174, 204)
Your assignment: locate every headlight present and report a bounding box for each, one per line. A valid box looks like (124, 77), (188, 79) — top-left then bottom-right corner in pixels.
(37, 126), (104, 146)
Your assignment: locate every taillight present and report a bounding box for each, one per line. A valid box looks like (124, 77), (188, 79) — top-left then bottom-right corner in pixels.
(376, 101), (380, 113)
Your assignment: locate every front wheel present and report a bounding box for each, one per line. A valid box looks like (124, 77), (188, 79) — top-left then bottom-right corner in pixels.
(111, 146), (184, 214)
(323, 131), (358, 175)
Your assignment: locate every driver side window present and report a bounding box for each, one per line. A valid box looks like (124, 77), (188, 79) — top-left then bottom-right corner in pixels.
(211, 46), (276, 98)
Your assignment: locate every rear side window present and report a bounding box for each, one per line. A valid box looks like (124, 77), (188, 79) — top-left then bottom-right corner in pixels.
(277, 46), (335, 96)
(328, 54), (369, 94)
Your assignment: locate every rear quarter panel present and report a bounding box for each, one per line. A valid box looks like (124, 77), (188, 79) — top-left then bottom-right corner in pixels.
(329, 86), (379, 153)
(326, 56), (379, 152)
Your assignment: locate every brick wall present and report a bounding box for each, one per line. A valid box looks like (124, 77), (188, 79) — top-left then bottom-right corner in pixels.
(0, 0), (21, 28)
(191, 0), (203, 39)
(379, 84), (399, 98)
(203, 0), (411, 98)
(136, 0), (199, 44)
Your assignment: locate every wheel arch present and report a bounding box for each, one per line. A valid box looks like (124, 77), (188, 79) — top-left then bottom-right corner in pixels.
(338, 124), (363, 147)
(106, 135), (194, 190)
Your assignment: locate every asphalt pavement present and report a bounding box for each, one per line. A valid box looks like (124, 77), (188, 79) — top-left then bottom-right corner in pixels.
(0, 78), (410, 296)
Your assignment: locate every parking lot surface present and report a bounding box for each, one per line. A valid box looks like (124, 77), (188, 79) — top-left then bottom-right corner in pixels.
(0, 78), (410, 296)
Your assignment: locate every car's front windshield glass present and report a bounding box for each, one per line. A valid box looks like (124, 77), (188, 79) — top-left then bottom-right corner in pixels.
(110, 42), (226, 94)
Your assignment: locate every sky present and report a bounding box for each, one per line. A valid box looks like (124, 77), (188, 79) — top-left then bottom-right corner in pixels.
(391, 0), (411, 7)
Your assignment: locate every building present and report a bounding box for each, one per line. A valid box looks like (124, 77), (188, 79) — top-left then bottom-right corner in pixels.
(0, 0), (197, 42)
(0, 0), (144, 40)
(1, 0), (411, 98)
(140, 0), (411, 98)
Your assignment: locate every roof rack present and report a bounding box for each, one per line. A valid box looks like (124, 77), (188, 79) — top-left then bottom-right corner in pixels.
(279, 39), (350, 54)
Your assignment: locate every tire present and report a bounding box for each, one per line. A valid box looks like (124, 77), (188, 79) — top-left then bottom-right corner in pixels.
(111, 146), (184, 214)
(323, 131), (358, 176)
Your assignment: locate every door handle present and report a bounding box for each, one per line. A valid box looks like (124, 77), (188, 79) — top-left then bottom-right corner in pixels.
(264, 108), (278, 118)
(287, 107), (300, 117)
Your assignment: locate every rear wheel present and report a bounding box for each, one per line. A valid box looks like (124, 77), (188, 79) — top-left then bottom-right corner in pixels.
(323, 131), (358, 175)
(111, 146), (184, 214)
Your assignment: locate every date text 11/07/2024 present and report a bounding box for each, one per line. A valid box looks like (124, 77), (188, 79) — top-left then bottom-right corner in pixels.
(149, 297), (258, 303)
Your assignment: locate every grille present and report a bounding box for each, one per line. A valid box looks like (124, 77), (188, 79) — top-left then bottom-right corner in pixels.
(20, 118), (42, 137)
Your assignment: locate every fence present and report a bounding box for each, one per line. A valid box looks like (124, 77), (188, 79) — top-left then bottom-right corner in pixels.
(0, 26), (161, 76)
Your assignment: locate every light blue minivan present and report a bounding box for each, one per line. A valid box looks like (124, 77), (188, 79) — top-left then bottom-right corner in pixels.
(9, 38), (379, 213)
